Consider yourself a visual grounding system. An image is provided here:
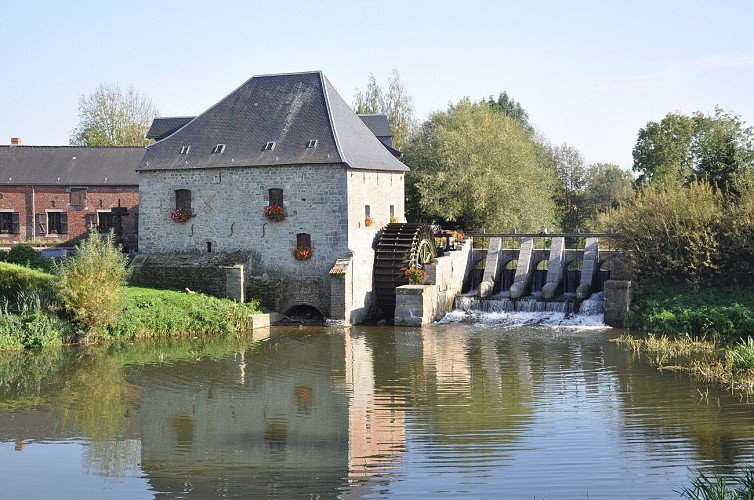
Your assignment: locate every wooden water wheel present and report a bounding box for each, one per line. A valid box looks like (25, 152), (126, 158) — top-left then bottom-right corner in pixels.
(373, 223), (437, 313)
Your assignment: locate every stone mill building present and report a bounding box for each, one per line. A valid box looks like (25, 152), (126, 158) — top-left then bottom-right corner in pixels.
(135, 71), (408, 324)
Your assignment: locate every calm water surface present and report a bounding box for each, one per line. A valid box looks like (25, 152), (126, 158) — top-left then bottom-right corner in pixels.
(2, 321), (754, 499)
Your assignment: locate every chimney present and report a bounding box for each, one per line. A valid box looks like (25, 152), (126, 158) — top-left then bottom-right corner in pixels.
(10, 138), (21, 146)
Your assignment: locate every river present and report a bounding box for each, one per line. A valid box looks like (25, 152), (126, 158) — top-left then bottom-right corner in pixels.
(1, 317), (754, 498)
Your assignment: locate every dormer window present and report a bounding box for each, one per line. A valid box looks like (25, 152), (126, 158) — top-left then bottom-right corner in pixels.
(263, 141), (275, 151)
(179, 145), (191, 154)
(306, 140), (318, 148)
(212, 144), (226, 154)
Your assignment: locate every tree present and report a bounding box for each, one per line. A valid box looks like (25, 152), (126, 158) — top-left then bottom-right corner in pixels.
(353, 70), (415, 150)
(403, 99), (558, 231)
(632, 108), (754, 192)
(551, 143), (588, 231)
(485, 91), (535, 137)
(581, 163), (634, 225)
(70, 83), (157, 147)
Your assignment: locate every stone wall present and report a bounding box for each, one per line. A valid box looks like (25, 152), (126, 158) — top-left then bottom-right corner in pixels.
(130, 253), (250, 302)
(394, 239), (473, 326)
(139, 165), (405, 322)
(346, 170), (405, 323)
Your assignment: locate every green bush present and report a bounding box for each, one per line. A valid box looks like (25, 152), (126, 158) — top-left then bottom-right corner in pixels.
(0, 262), (56, 301)
(6, 244), (47, 270)
(54, 230), (130, 333)
(104, 287), (262, 340)
(602, 182), (722, 290)
(628, 285), (754, 339)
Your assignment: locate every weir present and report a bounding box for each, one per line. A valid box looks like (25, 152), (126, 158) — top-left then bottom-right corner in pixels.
(456, 232), (618, 317)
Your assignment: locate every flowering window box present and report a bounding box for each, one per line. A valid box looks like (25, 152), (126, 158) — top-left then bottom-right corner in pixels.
(170, 208), (193, 223)
(264, 205), (286, 222)
(293, 246), (312, 260)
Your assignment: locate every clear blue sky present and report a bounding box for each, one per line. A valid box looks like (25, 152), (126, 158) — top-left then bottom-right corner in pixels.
(3, 0), (753, 170)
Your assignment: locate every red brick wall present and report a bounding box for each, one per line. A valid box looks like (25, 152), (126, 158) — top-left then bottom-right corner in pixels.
(0, 185), (139, 249)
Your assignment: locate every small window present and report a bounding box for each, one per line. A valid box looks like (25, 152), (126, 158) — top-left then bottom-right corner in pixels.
(306, 140), (318, 148)
(0, 212), (19, 234)
(206, 241), (213, 253)
(389, 205), (395, 217)
(212, 144), (225, 154)
(175, 189), (192, 210)
(69, 187), (87, 208)
(98, 211), (115, 233)
(263, 141), (275, 151)
(179, 145), (191, 154)
(46, 212), (68, 235)
(364, 205), (371, 217)
(297, 233), (311, 248)
(269, 188), (284, 207)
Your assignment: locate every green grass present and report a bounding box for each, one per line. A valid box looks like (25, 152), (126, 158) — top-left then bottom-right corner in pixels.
(101, 286), (263, 341)
(678, 466), (754, 499)
(626, 285), (754, 339)
(0, 292), (71, 350)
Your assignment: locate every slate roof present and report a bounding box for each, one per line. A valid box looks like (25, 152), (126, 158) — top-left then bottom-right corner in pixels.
(146, 116), (195, 141)
(0, 146), (143, 185)
(139, 71), (408, 173)
(358, 114), (393, 144)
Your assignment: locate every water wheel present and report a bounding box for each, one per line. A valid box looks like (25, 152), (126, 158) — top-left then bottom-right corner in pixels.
(374, 223), (437, 313)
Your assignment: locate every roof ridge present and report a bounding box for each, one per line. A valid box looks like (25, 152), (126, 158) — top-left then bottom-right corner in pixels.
(319, 71), (347, 165)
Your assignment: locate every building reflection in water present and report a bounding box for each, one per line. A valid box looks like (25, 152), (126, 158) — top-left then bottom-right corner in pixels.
(2, 326), (754, 497)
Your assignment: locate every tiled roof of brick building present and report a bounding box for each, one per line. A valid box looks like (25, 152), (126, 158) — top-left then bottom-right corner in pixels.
(0, 146), (143, 185)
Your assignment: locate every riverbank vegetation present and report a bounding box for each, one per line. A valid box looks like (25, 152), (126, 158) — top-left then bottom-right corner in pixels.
(679, 466), (754, 500)
(0, 233), (262, 350)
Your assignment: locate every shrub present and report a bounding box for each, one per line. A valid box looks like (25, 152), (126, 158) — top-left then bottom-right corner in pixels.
(6, 244), (47, 270)
(0, 262), (56, 301)
(628, 285), (754, 339)
(601, 182), (723, 290)
(54, 230), (130, 333)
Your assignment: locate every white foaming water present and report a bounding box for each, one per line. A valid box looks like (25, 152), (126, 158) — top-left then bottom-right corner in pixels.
(444, 292), (609, 328)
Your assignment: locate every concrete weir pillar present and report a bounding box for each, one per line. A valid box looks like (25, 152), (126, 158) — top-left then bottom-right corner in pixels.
(541, 237), (565, 300)
(478, 237), (503, 298)
(509, 237), (534, 299)
(576, 237), (599, 300)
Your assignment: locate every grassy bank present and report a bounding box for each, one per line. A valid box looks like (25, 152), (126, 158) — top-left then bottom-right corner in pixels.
(615, 285), (754, 396)
(0, 263), (264, 350)
(625, 286), (754, 339)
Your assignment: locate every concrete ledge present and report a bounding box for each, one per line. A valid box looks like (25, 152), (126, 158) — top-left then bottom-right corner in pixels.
(394, 285), (437, 326)
(250, 312), (280, 329)
(603, 280), (633, 327)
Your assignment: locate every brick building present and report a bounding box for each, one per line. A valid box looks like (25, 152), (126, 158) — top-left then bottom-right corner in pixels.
(136, 71), (408, 323)
(0, 144), (144, 249)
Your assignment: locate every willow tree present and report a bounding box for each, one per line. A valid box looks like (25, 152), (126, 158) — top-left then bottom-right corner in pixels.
(70, 83), (157, 147)
(403, 99), (559, 231)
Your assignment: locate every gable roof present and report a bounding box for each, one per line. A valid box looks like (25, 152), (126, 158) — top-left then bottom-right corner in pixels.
(0, 146), (143, 185)
(146, 116), (194, 141)
(139, 71), (408, 173)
